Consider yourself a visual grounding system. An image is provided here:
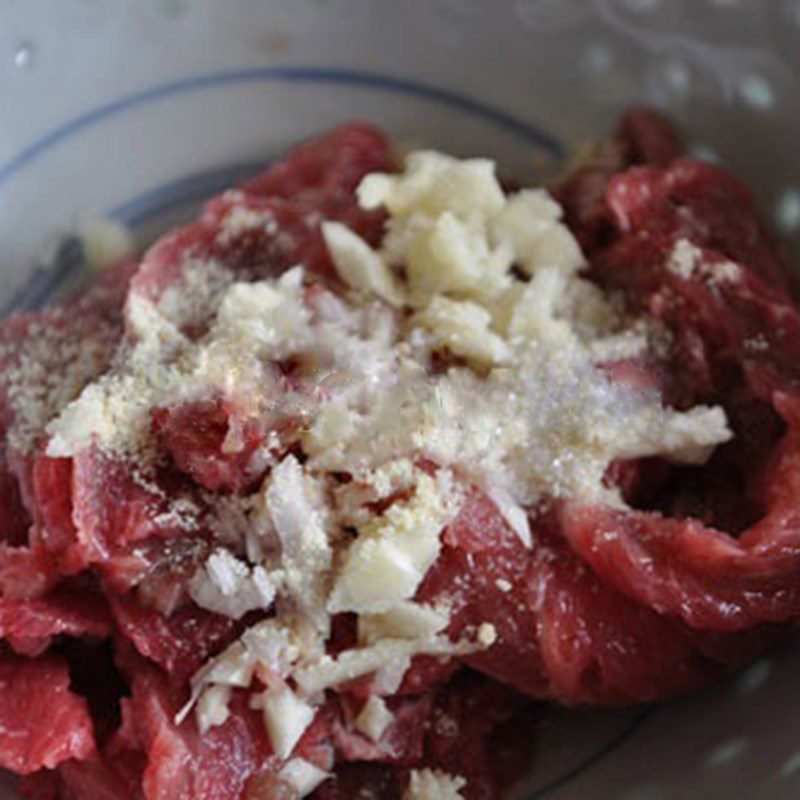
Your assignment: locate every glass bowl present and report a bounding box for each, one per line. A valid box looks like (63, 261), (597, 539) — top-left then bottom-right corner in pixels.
(1, 2), (799, 798)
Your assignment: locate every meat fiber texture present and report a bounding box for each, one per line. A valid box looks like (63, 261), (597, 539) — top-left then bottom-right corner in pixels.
(1, 114), (798, 800)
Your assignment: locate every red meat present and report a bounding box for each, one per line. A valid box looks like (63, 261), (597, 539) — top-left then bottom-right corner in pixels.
(57, 752), (146, 800)
(0, 260), (133, 602)
(152, 398), (280, 494)
(0, 543), (60, 601)
(70, 447), (213, 594)
(424, 674), (522, 800)
(240, 122), (393, 200)
(419, 491), (771, 704)
(553, 108), (684, 252)
(124, 656), (277, 800)
(108, 592), (241, 683)
(4, 115), (800, 800)
(30, 455), (80, 566)
(559, 421), (800, 632)
(0, 457), (31, 545)
(318, 676), (523, 800)
(72, 448), (170, 559)
(331, 694), (432, 766)
(550, 144), (800, 635)
(615, 107), (685, 167)
(603, 158), (790, 294)
(18, 772), (61, 800)
(130, 123), (391, 311)
(0, 588), (111, 656)
(0, 258), (132, 449)
(0, 653), (95, 774)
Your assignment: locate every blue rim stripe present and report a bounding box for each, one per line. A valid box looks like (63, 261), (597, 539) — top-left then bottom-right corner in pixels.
(0, 66), (563, 190)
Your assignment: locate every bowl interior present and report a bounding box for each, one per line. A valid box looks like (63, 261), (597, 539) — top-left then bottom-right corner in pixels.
(1, 2), (800, 798)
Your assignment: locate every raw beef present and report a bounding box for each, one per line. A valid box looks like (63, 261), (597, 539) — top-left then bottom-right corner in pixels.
(1, 116), (798, 800)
